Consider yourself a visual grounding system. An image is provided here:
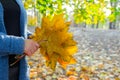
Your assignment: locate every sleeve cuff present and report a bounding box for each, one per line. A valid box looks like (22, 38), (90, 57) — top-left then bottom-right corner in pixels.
(9, 36), (25, 55)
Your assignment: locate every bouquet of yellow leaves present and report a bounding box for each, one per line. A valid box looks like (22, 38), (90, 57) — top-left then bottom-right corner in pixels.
(31, 14), (78, 70)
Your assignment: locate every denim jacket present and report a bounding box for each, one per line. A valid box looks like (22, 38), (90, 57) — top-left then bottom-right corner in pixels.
(0, 0), (29, 80)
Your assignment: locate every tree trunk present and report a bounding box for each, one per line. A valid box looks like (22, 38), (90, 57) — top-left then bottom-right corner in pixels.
(113, 22), (116, 29)
(83, 23), (86, 28)
(91, 24), (94, 28)
(109, 22), (113, 29)
(109, 0), (117, 29)
(96, 21), (99, 28)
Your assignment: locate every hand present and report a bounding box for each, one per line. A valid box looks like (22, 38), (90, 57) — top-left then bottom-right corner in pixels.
(24, 39), (39, 56)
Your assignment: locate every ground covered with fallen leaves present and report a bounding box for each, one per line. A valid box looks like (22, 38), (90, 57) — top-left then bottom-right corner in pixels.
(28, 27), (120, 80)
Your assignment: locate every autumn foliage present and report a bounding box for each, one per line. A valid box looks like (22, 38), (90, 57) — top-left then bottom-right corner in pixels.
(30, 14), (78, 70)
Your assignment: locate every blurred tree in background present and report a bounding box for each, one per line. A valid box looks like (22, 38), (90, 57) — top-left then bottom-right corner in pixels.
(22, 0), (120, 29)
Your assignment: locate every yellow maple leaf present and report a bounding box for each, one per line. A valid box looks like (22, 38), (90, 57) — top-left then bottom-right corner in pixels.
(80, 73), (89, 80)
(66, 68), (77, 76)
(31, 14), (78, 70)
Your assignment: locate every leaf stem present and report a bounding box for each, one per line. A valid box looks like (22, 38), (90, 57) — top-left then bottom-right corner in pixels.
(10, 54), (26, 66)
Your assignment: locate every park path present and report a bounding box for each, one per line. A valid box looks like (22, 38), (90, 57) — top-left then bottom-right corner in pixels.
(28, 27), (120, 80)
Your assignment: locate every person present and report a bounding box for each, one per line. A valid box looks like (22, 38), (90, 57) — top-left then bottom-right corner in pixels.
(0, 0), (39, 80)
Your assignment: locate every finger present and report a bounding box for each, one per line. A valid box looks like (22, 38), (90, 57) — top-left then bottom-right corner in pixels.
(32, 41), (39, 47)
(35, 43), (39, 48)
(32, 45), (37, 53)
(26, 51), (31, 56)
(27, 48), (33, 56)
(32, 43), (39, 52)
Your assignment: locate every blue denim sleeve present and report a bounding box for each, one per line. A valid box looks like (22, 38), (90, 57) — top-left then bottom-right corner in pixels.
(0, 32), (25, 55)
